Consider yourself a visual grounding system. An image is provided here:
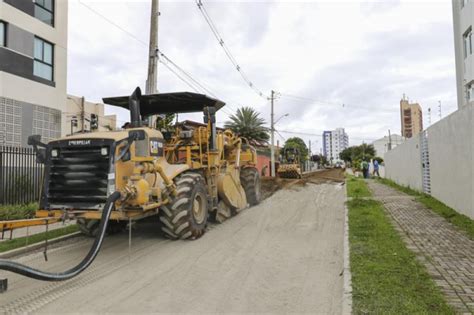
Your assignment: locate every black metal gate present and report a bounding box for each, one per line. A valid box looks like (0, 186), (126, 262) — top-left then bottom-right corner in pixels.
(0, 146), (44, 205)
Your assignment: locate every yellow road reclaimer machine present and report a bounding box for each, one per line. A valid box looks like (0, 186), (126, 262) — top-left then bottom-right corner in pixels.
(277, 147), (302, 179)
(0, 87), (260, 283)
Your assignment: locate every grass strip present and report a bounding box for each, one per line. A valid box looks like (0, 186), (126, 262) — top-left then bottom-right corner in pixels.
(0, 203), (38, 220)
(0, 224), (79, 253)
(347, 176), (371, 198)
(377, 177), (474, 240)
(347, 177), (453, 314)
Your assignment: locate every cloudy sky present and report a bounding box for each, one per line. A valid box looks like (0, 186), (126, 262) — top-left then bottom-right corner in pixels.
(67, 0), (456, 153)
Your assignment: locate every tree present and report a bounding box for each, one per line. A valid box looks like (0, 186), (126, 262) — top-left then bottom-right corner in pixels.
(224, 107), (269, 143)
(311, 154), (321, 163)
(283, 137), (308, 162)
(320, 154), (328, 166)
(339, 147), (352, 163)
(339, 144), (376, 163)
(155, 114), (176, 131)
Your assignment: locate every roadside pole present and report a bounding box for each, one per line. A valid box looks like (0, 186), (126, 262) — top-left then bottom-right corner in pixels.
(147, 0), (159, 127)
(81, 97), (85, 133)
(270, 90), (275, 177)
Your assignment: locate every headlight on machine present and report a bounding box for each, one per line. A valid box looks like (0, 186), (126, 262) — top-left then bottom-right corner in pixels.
(51, 149), (59, 157)
(101, 147), (108, 156)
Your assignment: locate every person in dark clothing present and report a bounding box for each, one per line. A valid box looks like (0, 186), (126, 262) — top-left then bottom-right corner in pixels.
(373, 160), (380, 177)
(361, 159), (370, 179)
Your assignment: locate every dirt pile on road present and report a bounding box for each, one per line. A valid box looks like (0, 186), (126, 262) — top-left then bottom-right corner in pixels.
(260, 168), (345, 200)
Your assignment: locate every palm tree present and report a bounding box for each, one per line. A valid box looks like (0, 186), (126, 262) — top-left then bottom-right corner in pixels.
(224, 107), (269, 143)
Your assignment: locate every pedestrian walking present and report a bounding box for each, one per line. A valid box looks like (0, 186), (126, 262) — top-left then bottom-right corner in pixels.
(361, 159), (370, 179)
(373, 159), (380, 177)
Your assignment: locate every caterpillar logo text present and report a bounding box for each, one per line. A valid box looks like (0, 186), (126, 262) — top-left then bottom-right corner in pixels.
(68, 140), (91, 146)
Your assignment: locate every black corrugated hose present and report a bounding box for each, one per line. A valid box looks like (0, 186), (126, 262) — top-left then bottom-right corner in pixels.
(0, 191), (121, 282)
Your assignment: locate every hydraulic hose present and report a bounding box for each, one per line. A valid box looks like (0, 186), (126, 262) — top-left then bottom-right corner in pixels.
(0, 191), (121, 282)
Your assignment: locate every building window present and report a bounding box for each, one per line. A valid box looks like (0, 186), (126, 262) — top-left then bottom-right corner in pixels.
(467, 83), (474, 102)
(463, 29), (472, 58)
(0, 21), (5, 47)
(34, 0), (54, 26)
(34, 37), (54, 81)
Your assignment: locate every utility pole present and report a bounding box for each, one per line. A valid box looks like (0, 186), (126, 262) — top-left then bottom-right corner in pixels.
(146, 0), (159, 95)
(428, 108), (432, 126)
(81, 96), (85, 133)
(438, 100), (442, 119)
(270, 90), (276, 177)
(308, 140), (312, 171)
(147, 0), (159, 127)
(388, 129), (392, 151)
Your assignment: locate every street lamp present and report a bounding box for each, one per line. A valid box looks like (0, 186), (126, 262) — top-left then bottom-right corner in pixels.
(274, 113), (289, 125)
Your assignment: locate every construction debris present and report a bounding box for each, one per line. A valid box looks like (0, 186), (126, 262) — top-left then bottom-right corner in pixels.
(261, 169), (345, 200)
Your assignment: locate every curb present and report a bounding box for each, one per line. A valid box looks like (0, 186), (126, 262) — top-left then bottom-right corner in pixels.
(342, 193), (353, 314)
(0, 232), (82, 259)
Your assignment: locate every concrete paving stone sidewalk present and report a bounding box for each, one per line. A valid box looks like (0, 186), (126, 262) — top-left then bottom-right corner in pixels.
(367, 180), (474, 314)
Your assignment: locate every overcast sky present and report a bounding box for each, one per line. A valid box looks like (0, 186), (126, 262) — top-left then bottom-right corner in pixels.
(67, 0), (457, 153)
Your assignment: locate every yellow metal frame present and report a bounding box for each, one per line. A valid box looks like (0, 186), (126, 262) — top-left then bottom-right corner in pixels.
(0, 217), (60, 233)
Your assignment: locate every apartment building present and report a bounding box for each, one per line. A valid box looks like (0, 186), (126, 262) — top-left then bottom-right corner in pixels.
(400, 97), (423, 138)
(0, 0), (68, 147)
(322, 128), (349, 163)
(452, 0), (474, 109)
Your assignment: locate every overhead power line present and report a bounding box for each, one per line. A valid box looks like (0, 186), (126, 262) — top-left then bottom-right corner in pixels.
(280, 93), (394, 113)
(78, 0), (148, 46)
(276, 129), (376, 142)
(196, 0), (267, 99)
(158, 50), (218, 99)
(77, 0), (237, 117)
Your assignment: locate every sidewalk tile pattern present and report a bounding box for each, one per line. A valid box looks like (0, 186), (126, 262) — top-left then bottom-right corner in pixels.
(367, 181), (474, 314)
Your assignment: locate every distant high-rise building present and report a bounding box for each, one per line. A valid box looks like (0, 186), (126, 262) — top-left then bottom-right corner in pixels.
(322, 128), (349, 163)
(452, 0), (474, 109)
(400, 96), (423, 138)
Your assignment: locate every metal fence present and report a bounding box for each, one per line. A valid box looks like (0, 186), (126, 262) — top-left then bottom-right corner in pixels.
(0, 146), (44, 205)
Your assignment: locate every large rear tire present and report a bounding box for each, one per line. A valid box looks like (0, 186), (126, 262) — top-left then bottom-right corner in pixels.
(159, 172), (209, 240)
(240, 167), (261, 206)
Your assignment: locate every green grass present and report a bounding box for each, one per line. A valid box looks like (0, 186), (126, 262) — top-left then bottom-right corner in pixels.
(347, 176), (371, 198)
(0, 224), (79, 253)
(0, 203), (38, 220)
(377, 177), (474, 240)
(347, 179), (453, 314)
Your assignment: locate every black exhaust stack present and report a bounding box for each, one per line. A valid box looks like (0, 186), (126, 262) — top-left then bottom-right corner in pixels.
(129, 87), (142, 128)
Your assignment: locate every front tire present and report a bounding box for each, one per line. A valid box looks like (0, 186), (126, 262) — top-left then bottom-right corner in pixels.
(240, 167), (261, 206)
(159, 172), (209, 240)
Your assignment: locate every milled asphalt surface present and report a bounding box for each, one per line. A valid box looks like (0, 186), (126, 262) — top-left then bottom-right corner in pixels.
(0, 183), (345, 314)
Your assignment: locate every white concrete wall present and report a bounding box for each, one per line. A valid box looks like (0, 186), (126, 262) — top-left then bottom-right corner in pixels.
(428, 104), (473, 219)
(384, 135), (423, 192)
(384, 104), (474, 219)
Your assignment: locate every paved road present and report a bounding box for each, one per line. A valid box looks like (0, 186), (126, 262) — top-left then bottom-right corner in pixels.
(0, 183), (346, 314)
